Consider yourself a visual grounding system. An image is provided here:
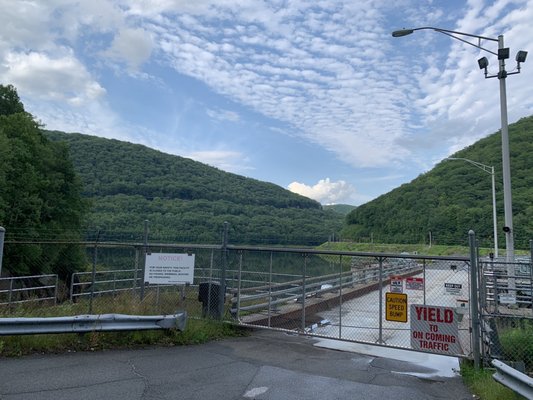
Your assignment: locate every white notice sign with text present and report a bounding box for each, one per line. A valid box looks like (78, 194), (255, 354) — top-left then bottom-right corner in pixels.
(144, 253), (195, 285)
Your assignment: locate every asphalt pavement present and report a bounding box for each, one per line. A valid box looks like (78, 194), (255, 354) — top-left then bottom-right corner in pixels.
(0, 329), (474, 400)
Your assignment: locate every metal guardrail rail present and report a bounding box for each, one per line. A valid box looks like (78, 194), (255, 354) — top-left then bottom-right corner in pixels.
(0, 312), (187, 335)
(491, 359), (533, 399)
(0, 274), (58, 306)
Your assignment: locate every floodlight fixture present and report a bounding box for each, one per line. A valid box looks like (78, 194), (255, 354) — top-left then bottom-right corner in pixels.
(516, 50), (527, 63)
(478, 57), (489, 69)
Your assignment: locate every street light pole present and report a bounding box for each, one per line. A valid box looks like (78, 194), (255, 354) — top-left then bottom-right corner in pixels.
(497, 35), (514, 262)
(446, 158), (498, 258)
(392, 26), (527, 262)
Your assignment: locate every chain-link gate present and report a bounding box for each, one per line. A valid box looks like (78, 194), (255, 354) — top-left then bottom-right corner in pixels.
(230, 247), (472, 359)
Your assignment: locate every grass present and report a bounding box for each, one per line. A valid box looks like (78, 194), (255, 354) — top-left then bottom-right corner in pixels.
(460, 360), (524, 400)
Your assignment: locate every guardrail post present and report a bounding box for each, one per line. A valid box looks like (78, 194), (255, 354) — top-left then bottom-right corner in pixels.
(0, 226), (5, 278)
(469, 230), (481, 370)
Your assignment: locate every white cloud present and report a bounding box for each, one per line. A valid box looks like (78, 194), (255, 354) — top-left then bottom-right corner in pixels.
(288, 178), (356, 205)
(1, 0), (532, 200)
(206, 108), (241, 122)
(1, 50), (106, 106)
(105, 27), (153, 69)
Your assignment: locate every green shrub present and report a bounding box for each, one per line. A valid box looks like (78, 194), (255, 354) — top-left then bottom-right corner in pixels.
(498, 320), (533, 371)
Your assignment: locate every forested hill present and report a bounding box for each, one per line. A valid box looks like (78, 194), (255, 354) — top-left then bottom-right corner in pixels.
(45, 131), (343, 244)
(344, 115), (533, 249)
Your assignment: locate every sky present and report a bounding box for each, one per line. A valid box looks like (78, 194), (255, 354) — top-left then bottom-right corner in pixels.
(1, 0), (532, 206)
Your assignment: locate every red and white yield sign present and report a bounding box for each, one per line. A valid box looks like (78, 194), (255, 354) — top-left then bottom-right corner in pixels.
(410, 304), (462, 355)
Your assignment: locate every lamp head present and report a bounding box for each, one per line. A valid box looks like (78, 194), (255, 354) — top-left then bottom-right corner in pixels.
(516, 50), (528, 63)
(392, 29), (414, 37)
(478, 57), (489, 69)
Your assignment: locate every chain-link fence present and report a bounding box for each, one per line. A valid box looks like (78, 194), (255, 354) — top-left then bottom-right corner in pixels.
(2, 228), (532, 370)
(0, 237), (472, 359)
(480, 256), (533, 375)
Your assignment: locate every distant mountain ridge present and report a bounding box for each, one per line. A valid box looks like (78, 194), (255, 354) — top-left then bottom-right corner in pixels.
(343, 115), (533, 249)
(45, 130), (344, 245)
(323, 204), (357, 215)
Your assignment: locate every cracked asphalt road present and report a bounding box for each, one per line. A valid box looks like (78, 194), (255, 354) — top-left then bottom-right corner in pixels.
(0, 329), (473, 399)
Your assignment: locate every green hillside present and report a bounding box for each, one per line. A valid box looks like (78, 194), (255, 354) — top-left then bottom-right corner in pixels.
(344, 115), (533, 249)
(45, 131), (344, 245)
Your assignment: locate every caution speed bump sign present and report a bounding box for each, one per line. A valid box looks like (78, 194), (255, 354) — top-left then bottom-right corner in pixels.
(385, 292), (408, 322)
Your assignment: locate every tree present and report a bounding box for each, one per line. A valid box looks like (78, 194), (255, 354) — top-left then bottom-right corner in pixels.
(0, 84), (25, 116)
(0, 85), (87, 278)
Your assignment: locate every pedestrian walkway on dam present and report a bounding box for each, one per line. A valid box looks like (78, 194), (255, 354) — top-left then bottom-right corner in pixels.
(0, 329), (473, 400)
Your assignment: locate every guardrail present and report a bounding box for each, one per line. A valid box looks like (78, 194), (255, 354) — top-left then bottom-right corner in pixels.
(491, 359), (533, 399)
(0, 312), (187, 335)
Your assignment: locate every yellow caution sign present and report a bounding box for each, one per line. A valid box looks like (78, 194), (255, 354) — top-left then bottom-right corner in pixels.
(386, 292), (408, 323)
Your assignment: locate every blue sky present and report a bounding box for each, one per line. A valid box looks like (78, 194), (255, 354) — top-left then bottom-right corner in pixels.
(1, 0), (532, 205)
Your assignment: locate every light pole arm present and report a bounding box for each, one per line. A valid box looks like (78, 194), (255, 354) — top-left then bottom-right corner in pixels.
(446, 157), (493, 175)
(445, 157), (499, 258)
(392, 26), (499, 55)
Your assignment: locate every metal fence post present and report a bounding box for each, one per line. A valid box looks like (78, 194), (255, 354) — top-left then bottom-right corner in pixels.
(133, 247), (139, 295)
(140, 220), (148, 301)
(268, 251), (273, 327)
(301, 253), (307, 332)
(469, 230), (481, 370)
(423, 259), (427, 305)
(530, 240), (533, 316)
(89, 230), (100, 314)
(236, 250), (243, 321)
(0, 226), (5, 278)
(377, 256), (384, 344)
(338, 254), (343, 339)
(8, 278), (13, 307)
(219, 222), (228, 319)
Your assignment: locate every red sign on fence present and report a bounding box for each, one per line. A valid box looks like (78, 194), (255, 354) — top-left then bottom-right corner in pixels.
(410, 304), (462, 355)
(406, 277), (424, 291)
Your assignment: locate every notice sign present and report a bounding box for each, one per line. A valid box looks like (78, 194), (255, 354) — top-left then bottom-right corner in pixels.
(144, 253), (195, 284)
(444, 283), (462, 295)
(406, 277), (424, 291)
(390, 276), (403, 293)
(410, 305), (461, 355)
(386, 292), (408, 322)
